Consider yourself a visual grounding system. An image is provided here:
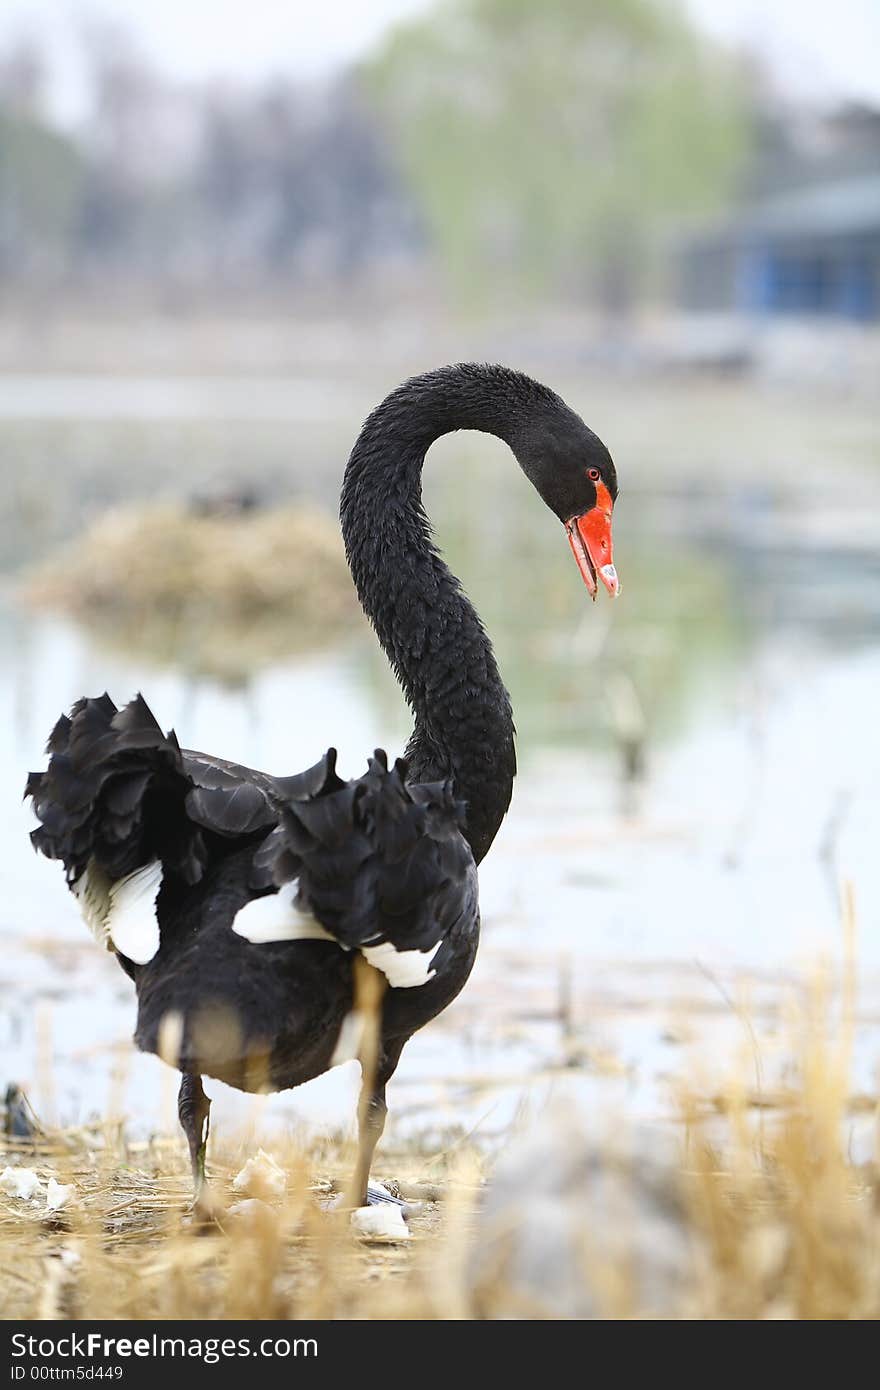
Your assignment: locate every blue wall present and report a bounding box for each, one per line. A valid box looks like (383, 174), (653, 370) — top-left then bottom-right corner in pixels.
(739, 242), (877, 320)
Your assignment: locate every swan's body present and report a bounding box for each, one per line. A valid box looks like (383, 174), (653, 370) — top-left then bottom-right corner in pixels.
(26, 363), (618, 1209)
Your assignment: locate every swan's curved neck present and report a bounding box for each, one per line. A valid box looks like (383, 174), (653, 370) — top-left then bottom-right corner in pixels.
(340, 366), (539, 864)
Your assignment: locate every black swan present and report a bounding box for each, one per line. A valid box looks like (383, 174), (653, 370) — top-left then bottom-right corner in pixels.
(26, 363), (619, 1211)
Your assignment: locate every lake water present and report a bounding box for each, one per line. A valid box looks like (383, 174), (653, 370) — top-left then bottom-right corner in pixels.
(1, 371), (878, 1160)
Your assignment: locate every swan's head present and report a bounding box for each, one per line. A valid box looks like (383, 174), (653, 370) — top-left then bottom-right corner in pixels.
(513, 404), (619, 600)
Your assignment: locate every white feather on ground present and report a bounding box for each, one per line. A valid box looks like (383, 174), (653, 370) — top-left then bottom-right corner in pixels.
(0, 1167), (44, 1201)
(231, 1150), (287, 1201)
(350, 1204), (411, 1240)
(46, 1179), (76, 1212)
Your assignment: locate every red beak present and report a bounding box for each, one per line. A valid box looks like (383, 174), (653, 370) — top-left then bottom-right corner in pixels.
(565, 493), (619, 599)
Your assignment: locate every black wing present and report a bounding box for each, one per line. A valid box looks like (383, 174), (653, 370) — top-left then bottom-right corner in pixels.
(26, 695), (474, 974)
(25, 692), (339, 893)
(251, 750), (474, 959)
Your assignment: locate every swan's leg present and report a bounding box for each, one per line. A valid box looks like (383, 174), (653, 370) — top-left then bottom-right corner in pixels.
(350, 1082), (388, 1209)
(347, 1038), (404, 1208)
(177, 1072), (212, 1208)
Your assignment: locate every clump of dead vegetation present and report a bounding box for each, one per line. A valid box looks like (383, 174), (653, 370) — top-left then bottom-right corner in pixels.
(22, 502), (359, 679)
(2, 959), (877, 1320)
(681, 962), (880, 1319)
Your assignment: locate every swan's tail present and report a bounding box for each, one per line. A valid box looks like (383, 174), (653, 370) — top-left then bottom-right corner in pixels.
(25, 694), (208, 961)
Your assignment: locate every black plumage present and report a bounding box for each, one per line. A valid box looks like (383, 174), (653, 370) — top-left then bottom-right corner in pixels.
(25, 362), (618, 1210)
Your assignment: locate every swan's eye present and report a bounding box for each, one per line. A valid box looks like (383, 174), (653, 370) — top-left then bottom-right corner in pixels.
(588, 467), (600, 481)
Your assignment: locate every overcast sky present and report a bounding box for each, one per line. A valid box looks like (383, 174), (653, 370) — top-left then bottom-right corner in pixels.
(3, 0), (879, 126)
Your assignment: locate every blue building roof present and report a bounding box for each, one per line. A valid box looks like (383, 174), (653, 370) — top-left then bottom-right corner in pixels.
(739, 174), (880, 241)
(680, 173), (880, 319)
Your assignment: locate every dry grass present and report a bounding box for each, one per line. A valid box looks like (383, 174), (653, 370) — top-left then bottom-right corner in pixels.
(2, 962), (877, 1321)
(21, 502), (359, 679)
(0, 1123), (476, 1320)
(680, 993), (880, 1318)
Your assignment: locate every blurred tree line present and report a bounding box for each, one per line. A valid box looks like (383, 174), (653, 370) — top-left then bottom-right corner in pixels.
(0, 23), (418, 294)
(365, 0), (748, 312)
(0, 0), (749, 306)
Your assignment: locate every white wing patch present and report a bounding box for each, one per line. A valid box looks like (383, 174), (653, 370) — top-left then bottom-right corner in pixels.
(72, 857), (162, 965)
(232, 881), (336, 945)
(72, 859), (113, 949)
(360, 940), (441, 989)
(106, 860), (163, 964)
(232, 882), (443, 990)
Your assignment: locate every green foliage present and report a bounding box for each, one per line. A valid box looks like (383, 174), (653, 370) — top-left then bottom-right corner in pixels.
(364, 0), (749, 306)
